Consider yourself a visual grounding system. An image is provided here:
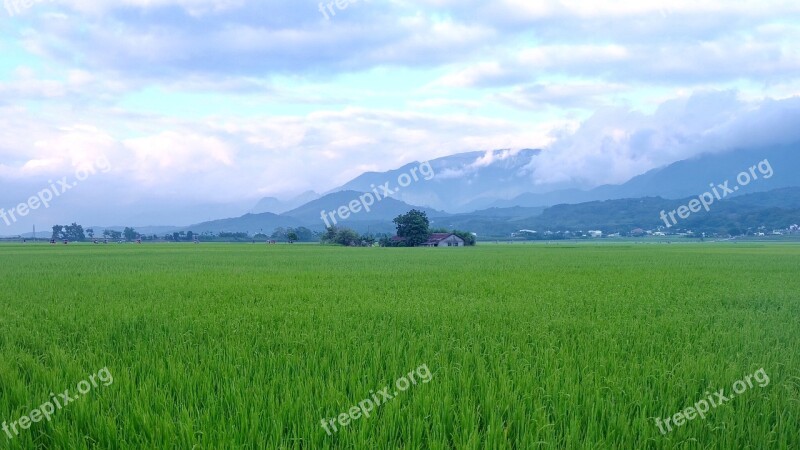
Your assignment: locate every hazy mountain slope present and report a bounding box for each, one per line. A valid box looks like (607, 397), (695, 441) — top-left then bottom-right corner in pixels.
(251, 191), (320, 214)
(182, 212), (303, 234)
(593, 144), (799, 200)
(282, 190), (447, 226)
(333, 149), (543, 212)
(323, 144), (800, 212)
(499, 144), (800, 208)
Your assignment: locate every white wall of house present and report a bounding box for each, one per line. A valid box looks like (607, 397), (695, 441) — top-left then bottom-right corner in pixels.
(436, 235), (465, 247)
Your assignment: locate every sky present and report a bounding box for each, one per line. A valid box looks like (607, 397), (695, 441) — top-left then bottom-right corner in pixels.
(1, 0), (800, 233)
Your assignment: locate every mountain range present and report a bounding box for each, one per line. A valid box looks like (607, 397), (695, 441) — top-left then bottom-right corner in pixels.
(14, 144), (793, 239)
(170, 143), (798, 237)
(250, 145), (797, 215)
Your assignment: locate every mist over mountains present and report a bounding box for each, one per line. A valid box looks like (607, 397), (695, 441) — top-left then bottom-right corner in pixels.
(250, 144), (797, 216)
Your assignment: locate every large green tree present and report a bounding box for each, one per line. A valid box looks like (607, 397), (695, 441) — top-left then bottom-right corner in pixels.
(123, 227), (138, 242)
(51, 225), (65, 240)
(70, 223), (86, 241)
(54, 223), (85, 241)
(393, 209), (430, 247)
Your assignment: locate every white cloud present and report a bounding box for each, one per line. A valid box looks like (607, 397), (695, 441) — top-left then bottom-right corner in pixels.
(525, 91), (800, 187)
(125, 131), (236, 185)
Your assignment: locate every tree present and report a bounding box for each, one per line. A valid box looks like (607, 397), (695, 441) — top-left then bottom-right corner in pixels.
(63, 223), (86, 241)
(334, 228), (360, 246)
(219, 232), (248, 240)
(86, 228), (95, 239)
(360, 233), (376, 247)
(320, 226), (361, 246)
(293, 227), (315, 242)
(321, 227), (338, 243)
(172, 232), (180, 242)
(393, 209), (430, 247)
(52, 225), (65, 240)
(271, 227), (287, 241)
(123, 227), (137, 242)
(186, 231), (194, 241)
(286, 231), (299, 243)
(103, 229), (121, 240)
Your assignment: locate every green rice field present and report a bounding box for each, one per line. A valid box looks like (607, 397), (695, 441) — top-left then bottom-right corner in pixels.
(0, 243), (799, 449)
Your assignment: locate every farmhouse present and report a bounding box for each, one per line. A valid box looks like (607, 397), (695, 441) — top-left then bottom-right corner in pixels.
(420, 233), (465, 247)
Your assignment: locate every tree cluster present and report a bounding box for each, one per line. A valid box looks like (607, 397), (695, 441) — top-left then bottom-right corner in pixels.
(103, 229), (122, 240)
(320, 227), (377, 246)
(270, 227), (316, 243)
(51, 223), (86, 241)
(169, 231), (196, 242)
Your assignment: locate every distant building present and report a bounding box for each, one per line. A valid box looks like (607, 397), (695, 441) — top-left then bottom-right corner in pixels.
(588, 230), (603, 238)
(390, 233), (466, 247)
(420, 233), (465, 247)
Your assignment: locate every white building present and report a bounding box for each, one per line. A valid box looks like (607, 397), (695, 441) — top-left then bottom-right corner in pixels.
(420, 233), (466, 247)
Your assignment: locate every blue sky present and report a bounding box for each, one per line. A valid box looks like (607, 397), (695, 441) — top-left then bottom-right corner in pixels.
(1, 0), (800, 232)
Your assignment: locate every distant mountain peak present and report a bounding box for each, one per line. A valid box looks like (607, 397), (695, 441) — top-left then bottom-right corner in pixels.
(251, 190), (320, 215)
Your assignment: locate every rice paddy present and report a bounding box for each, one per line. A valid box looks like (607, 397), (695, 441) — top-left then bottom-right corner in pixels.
(0, 243), (798, 449)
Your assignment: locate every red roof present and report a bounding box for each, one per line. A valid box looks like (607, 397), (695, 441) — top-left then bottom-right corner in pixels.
(422, 233), (457, 245)
(428, 233), (453, 241)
